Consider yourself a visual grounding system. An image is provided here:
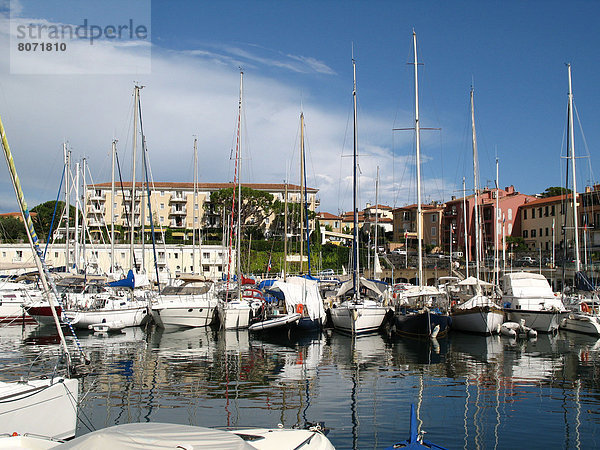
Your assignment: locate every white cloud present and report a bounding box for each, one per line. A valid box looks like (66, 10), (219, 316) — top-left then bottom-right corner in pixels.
(0, 10), (456, 218)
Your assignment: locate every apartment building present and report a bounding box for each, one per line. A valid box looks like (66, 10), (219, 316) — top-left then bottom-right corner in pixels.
(85, 182), (319, 238)
(0, 243), (231, 280)
(520, 194), (576, 253)
(392, 203), (445, 247)
(441, 185), (534, 259)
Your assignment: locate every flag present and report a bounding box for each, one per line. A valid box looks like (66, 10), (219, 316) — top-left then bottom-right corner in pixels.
(267, 255), (272, 273)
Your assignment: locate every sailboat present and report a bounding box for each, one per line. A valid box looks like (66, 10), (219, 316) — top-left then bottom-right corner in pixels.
(558, 64), (599, 335)
(62, 85), (151, 330)
(450, 88), (504, 335)
(392, 31), (451, 339)
(217, 71), (252, 329)
(0, 114), (79, 439)
(330, 54), (390, 335)
(151, 138), (219, 328)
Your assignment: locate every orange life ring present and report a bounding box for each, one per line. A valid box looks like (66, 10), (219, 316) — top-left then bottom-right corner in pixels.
(296, 304), (304, 314)
(581, 303), (590, 313)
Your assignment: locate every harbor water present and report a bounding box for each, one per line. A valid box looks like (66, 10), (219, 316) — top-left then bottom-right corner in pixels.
(1, 324), (599, 449)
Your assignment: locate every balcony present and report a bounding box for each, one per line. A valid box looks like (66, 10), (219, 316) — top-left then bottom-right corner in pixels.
(171, 220), (186, 229)
(88, 219), (104, 227)
(89, 193), (104, 202)
(170, 193), (187, 203)
(89, 205), (105, 214)
(170, 207), (187, 216)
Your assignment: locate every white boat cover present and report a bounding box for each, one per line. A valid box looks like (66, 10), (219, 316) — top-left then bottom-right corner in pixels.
(458, 276), (493, 287)
(272, 277), (326, 321)
(60, 423), (254, 449)
(456, 294), (499, 309)
(501, 272), (555, 298)
(336, 277), (389, 301)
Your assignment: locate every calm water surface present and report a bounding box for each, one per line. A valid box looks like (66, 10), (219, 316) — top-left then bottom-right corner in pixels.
(1, 324), (599, 449)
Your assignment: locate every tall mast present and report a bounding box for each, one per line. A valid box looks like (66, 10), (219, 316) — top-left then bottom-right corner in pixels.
(300, 112), (305, 273)
(63, 144), (70, 271)
(567, 64), (580, 272)
(413, 31), (423, 288)
(193, 137), (198, 273)
(470, 88), (481, 280)
(284, 180), (288, 280)
(1, 115), (72, 367)
(494, 157), (499, 286)
(374, 166), (379, 276)
(237, 71), (243, 301)
(82, 157), (87, 271)
(110, 139), (116, 272)
(130, 85), (140, 271)
(140, 135), (146, 274)
(74, 160), (80, 271)
(352, 53), (360, 300)
(463, 177), (469, 278)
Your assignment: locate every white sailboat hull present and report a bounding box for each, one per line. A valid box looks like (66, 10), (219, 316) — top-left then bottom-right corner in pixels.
(451, 307), (504, 334)
(0, 377), (79, 440)
(217, 300), (251, 329)
(152, 298), (217, 329)
(560, 313), (600, 336)
(330, 303), (388, 335)
(64, 305), (148, 329)
(505, 309), (566, 333)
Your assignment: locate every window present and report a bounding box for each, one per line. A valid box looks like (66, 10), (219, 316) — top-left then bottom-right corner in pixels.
(265, 218), (270, 225)
(431, 213), (438, 222)
(508, 208), (513, 221)
(160, 203), (164, 209)
(531, 229), (537, 237)
(174, 253), (178, 259)
(160, 217), (164, 223)
(451, 206), (457, 215)
(532, 209), (535, 219)
(523, 230), (528, 238)
(54, 252), (58, 258)
(539, 228), (543, 237)
(538, 208), (542, 217)
(524, 209), (527, 220)
(334, 221), (339, 228)
(551, 205), (555, 216)
(431, 226), (437, 236)
(217, 265), (222, 272)
(203, 265), (210, 272)
(403, 211), (411, 220)
(545, 227), (549, 236)
(203, 252), (210, 259)
(545, 206), (549, 217)
(121, 252), (126, 258)
(195, 204), (198, 210)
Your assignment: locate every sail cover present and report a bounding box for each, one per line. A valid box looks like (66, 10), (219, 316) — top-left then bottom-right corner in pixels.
(272, 276), (326, 321)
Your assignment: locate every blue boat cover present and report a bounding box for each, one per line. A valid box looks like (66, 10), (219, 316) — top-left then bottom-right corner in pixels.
(108, 269), (135, 289)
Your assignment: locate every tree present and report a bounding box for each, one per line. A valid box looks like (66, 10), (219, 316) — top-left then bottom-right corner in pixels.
(209, 187), (275, 238)
(31, 201), (76, 241)
(541, 186), (572, 198)
(0, 216), (27, 242)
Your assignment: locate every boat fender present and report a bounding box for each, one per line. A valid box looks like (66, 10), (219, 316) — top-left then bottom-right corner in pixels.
(581, 303), (590, 313)
(296, 304), (304, 314)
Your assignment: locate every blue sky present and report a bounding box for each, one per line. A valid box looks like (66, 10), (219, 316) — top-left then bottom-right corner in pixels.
(1, 0), (600, 216)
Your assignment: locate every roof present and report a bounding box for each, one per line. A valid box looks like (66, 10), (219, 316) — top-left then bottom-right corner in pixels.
(365, 204), (392, 210)
(392, 204), (444, 212)
(522, 193), (575, 207)
(89, 182), (318, 193)
(317, 212), (342, 220)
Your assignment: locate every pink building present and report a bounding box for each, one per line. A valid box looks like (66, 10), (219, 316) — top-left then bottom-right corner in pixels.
(442, 185), (535, 260)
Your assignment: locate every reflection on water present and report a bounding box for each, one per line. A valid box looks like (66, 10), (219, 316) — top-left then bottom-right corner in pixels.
(1, 324), (599, 449)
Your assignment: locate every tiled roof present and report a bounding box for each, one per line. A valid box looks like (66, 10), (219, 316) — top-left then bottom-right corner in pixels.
(317, 212), (342, 220)
(89, 182), (318, 193)
(522, 194), (574, 207)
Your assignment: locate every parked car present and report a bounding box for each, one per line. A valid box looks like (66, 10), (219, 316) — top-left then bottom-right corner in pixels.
(391, 248), (407, 255)
(318, 269), (335, 276)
